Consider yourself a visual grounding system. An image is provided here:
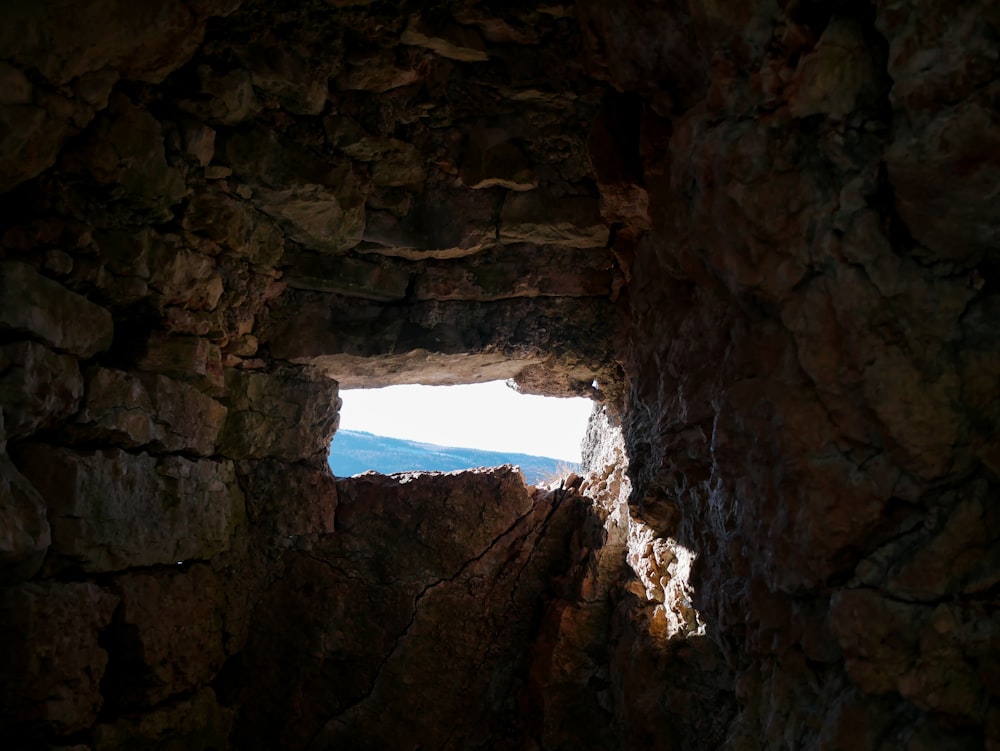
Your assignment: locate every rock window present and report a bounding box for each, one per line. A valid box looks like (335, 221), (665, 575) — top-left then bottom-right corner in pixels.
(328, 380), (593, 484)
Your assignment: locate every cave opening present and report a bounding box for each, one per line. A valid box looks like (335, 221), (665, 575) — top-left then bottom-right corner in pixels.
(327, 380), (593, 483)
(3, 0), (991, 747)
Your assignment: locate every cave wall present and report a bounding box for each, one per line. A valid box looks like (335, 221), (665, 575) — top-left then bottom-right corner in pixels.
(607, 2), (1000, 747)
(1, 1), (998, 749)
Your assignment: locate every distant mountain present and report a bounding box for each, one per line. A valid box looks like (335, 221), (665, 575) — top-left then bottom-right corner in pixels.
(328, 430), (578, 486)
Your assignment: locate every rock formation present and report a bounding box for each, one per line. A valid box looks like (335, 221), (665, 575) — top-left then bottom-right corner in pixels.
(0, 1), (997, 749)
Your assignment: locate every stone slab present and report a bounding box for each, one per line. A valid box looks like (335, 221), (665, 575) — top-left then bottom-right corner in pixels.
(15, 446), (244, 573)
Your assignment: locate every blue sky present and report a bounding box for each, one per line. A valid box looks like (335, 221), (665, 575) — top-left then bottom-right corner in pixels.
(337, 381), (593, 462)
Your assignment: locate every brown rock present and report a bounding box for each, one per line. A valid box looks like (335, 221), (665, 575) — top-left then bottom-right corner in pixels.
(182, 186), (286, 268)
(219, 370), (339, 461)
(136, 335), (224, 395)
(282, 250), (412, 300)
(93, 229), (152, 279)
(361, 185), (497, 259)
(223, 127), (366, 253)
(263, 291), (616, 393)
(180, 120), (216, 167)
(877, 0), (998, 114)
(0, 98), (77, 194)
(335, 52), (423, 93)
(460, 129), (538, 191)
(786, 17), (880, 120)
(0, 262), (113, 359)
(341, 136), (426, 189)
(0, 0), (239, 87)
(177, 65), (259, 125)
(597, 182), (651, 229)
(145, 372), (228, 454)
(401, 15), (489, 62)
(73, 367), (157, 447)
(886, 480), (1000, 600)
(576, 0), (707, 113)
(897, 604), (989, 721)
(0, 1), (997, 747)
(74, 367), (228, 455)
(829, 589), (924, 695)
(0, 582), (118, 736)
(0, 341), (83, 439)
(0, 453), (51, 584)
(414, 244), (613, 300)
(242, 42), (333, 115)
(0, 0), (236, 191)
(884, 99), (1000, 264)
(148, 243), (224, 312)
(63, 94), (187, 221)
(92, 687), (233, 751)
(107, 564), (226, 707)
(14, 446), (244, 573)
(451, 7), (542, 45)
(500, 192), (609, 248)
(240, 459), (337, 539)
(235, 467), (594, 750)
(0, 61), (33, 105)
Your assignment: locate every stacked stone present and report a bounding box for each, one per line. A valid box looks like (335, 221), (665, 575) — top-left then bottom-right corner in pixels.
(1, 0), (998, 749)
(0, 1), (621, 749)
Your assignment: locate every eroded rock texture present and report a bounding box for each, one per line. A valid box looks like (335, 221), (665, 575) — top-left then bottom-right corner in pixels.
(0, 0), (997, 749)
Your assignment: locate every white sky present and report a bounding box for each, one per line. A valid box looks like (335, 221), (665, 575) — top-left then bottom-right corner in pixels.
(337, 381), (593, 462)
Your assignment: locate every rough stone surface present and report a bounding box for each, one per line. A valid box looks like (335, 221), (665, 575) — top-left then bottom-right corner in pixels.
(92, 687), (233, 751)
(263, 291), (619, 395)
(104, 565), (227, 708)
(232, 467), (599, 751)
(219, 370), (339, 462)
(0, 0), (240, 191)
(415, 245), (614, 301)
(14, 446), (244, 574)
(0, 1), (997, 749)
(239, 459), (337, 541)
(0, 341), (83, 439)
(500, 192), (610, 249)
(0, 453), (51, 584)
(0, 262), (113, 358)
(73, 367), (228, 455)
(0, 582), (119, 739)
(136, 336), (224, 395)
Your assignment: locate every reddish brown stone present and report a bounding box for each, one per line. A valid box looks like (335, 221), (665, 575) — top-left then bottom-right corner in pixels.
(0, 1), (996, 748)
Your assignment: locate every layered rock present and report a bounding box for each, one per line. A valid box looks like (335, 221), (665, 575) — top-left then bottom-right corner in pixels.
(0, 0), (997, 750)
